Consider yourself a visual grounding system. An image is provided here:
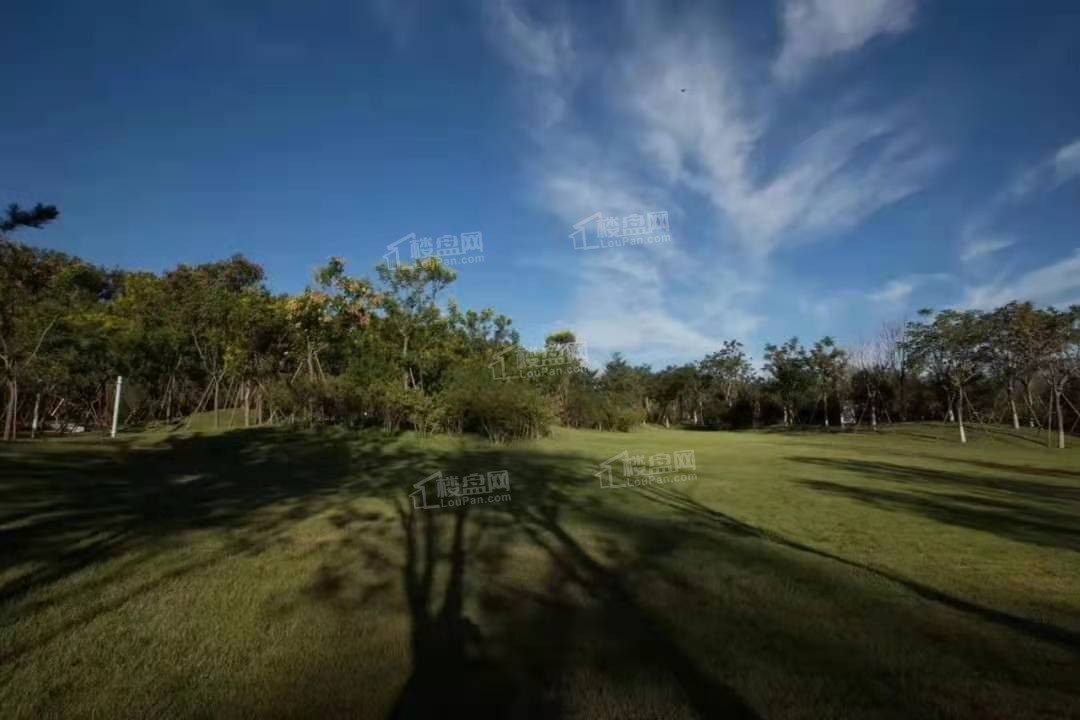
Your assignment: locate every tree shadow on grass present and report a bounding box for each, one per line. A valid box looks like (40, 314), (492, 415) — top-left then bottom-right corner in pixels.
(919, 456), (1080, 481)
(0, 426), (431, 668)
(791, 455), (1080, 502)
(7, 431), (1080, 717)
(631, 483), (1080, 658)
(291, 446), (1080, 718)
(2, 431), (764, 718)
(376, 449), (760, 719)
(789, 456), (1080, 553)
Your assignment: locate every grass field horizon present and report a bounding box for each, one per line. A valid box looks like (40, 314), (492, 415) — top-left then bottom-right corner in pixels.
(2, 421), (1079, 718)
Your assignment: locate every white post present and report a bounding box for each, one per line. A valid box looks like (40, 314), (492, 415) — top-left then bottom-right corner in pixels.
(111, 376), (123, 438)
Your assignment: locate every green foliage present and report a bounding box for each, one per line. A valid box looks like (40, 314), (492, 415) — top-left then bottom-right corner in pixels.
(441, 366), (554, 442)
(4, 206), (1079, 445)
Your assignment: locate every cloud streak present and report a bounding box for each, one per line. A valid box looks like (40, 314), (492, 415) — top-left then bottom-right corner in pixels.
(773, 0), (919, 83)
(486, 0), (941, 361)
(963, 249), (1080, 309)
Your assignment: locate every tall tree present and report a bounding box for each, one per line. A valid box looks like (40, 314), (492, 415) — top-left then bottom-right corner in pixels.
(376, 258), (456, 391)
(808, 336), (846, 427)
(905, 309), (987, 444)
(764, 338), (810, 427)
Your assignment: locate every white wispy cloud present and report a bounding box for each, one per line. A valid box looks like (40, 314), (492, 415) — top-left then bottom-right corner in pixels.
(869, 279), (914, 303)
(1052, 138), (1080, 186)
(960, 235), (1015, 263)
(957, 135), (1080, 263)
(486, 0), (940, 360)
(611, 24), (941, 256)
(962, 249), (1080, 309)
(773, 0), (919, 83)
(484, 0), (575, 129)
(564, 247), (763, 366)
(868, 272), (950, 304)
(1009, 135), (1080, 199)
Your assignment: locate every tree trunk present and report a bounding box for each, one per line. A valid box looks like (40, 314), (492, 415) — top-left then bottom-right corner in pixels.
(957, 389), (967, 444)
(243, 382), (250, 427)
(3, 380), (15, 441)
(1008, 379), (1020, 430)
(823, 394), (829, 428)
(31, 393), (41, 439)
(870, 403), (877, 431)
(165, 379), (172, 423)
(6, 379), (18, 441)
(1057, 389), (1066, 450)
(898, 365), (907, 422)
(213, 378), (220, 430)
(1024, 383), (1039, 428)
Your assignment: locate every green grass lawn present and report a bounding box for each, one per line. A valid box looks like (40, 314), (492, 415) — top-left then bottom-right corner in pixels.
(2, 422), (1079, 719)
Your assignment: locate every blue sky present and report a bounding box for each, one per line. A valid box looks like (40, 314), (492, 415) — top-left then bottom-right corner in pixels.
(4, 0), (1080, 367)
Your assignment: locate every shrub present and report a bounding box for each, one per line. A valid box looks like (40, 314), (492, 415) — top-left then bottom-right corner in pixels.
(442, 366), (554, 442)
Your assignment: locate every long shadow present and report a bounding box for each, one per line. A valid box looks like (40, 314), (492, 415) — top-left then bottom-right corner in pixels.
(790, 456), (1080, 501)
(920, 456), (1080, 480)
(388, 499), (519, 717)
(788, 456), (1080, 553)
(363, 447), (760, 719)
(9, 430), (1080, 716)
(0, 427), (413, 613)
(632, 483), (1080, 657)
(511, 503), (760, 719)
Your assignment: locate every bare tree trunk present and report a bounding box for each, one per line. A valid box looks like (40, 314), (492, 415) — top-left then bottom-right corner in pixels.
(1047, 389), (1055, 449)
(870, 402), (877, 431)
(823, 394), (829, 428)
(165, 376), (173, 423)
(1008, 380), (1020, 430)
(213, 377), (220, 430)
(1057, 389), (1066, 450)
(1023, 383), (1040, 428)
(3, 380), (15, 441)
(7, 379), (18, 441)
(243, 382), (250, 427)
(30, 392), (41, 439)
(898, 364), (907, 422)
(957, 389), (967, 444)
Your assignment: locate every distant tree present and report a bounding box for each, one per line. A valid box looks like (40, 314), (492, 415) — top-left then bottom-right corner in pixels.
(986, 302), (1034, 429)
(764, 338), (810, 427)
(808, 336), (846, 427)
(376, 258), (456, 391)
(699, 340), (753, 411)
(880, 321), (910, 421)
(1035, 306), (1079, 449)
(849, 340), (891, 430)
(905, 309), (987, 444)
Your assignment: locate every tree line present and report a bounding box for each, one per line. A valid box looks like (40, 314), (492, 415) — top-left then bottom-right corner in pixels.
(2, 203), (1078, 446)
